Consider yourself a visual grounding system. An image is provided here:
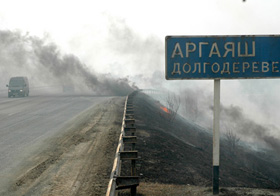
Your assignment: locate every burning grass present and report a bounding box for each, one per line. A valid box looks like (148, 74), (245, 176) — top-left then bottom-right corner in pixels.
(160, 106), (170, 114)
(127, 92), (280, 195)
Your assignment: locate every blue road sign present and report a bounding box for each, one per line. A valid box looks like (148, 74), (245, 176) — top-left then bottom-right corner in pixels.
(165, 35), (280, 80)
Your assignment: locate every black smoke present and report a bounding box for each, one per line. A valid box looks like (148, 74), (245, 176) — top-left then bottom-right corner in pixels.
(0, 30), (137, 96)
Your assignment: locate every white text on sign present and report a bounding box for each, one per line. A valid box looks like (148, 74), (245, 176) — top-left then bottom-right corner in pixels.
(171, 41), (256, 58)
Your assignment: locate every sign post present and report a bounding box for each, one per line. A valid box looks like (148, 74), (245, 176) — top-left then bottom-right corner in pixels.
(165, 35), (280, 195)
(213, 79), (220, 194)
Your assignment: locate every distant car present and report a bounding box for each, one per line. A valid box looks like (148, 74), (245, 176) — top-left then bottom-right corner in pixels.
(6, 76), (29, 98)
(62, 85), (75, 93)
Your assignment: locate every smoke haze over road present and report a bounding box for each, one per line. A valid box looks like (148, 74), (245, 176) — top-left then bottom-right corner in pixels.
(0, 30), (137, 96)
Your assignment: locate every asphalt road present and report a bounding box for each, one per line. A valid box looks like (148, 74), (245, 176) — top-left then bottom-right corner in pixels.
(0, 92), (112, 192)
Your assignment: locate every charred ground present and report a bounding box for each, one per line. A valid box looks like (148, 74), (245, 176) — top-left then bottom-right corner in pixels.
(121, 92), (280, 194)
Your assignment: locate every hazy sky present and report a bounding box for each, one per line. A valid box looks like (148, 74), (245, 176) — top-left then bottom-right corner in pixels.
(1, 0), (280, 135)
(1, 0), (280, 77)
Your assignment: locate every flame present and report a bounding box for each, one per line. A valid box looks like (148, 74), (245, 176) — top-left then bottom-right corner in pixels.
(160, 106), (170, 114)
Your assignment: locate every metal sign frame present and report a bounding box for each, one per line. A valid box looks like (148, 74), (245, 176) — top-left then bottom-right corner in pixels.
(166, 35), (280, 80)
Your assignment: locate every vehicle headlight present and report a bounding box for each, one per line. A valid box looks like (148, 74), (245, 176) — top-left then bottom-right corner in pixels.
(20, 90), (23, 92)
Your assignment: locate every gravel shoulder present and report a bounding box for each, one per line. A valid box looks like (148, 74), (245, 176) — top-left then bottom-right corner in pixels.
(4, 97), (124, 196)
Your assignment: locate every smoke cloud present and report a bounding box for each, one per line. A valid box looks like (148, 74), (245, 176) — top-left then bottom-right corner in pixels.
(176, 87), (280, 154)
(220, 104), (280, 153)
(105, 16), (164, 84)
(0, 29), (137, 96)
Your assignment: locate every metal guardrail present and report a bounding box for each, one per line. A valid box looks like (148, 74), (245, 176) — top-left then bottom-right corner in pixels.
(106, 96), (127, 196)
(106, 92), (139, 196)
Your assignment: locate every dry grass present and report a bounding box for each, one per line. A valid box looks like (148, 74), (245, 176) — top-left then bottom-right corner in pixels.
(118, 182), (280, 196)
(118, 182), (211, 196)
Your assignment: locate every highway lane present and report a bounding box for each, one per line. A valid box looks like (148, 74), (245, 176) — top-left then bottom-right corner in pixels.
(0, 93), (112, 191)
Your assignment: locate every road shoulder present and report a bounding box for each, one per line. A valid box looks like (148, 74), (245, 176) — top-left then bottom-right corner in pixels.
(5, 97), (124, 196)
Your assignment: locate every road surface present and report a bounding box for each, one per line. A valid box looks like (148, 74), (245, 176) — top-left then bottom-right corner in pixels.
(0, 92), (122, 195)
